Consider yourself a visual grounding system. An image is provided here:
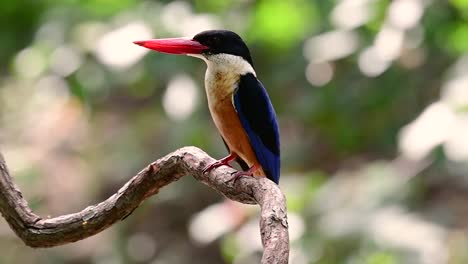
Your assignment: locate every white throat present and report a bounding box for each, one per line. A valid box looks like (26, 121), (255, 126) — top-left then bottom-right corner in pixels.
(189, 53), (256, 77)
(207, 54), (255, 76)
(188, 53), (256, 103)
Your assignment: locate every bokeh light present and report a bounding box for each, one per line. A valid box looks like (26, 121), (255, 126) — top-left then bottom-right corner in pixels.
(14, 47), (47, 79)
(358, 46), (391, 77)
(162, 74), (199, 121)
(303, 30), (359, 62)
(1, 0), (468, 263)
(305, 62), (334, 86)
(94, 21), (152, 69)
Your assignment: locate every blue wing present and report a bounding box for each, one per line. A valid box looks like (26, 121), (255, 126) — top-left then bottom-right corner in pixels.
(233, 73), (280, 184)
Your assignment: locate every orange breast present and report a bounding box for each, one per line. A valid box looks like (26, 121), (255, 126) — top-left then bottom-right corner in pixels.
(209, 97), (265, 177)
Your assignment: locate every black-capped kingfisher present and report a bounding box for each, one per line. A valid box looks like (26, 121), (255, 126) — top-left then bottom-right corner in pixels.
(134, 30), (280, 184)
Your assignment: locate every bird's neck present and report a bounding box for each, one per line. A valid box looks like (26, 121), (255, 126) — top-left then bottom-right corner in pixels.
(203, 54), (256, 104)
(205, 54), (255, 76)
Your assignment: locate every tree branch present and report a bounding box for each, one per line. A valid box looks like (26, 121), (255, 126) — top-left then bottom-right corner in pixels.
(0, 146), (289, 264)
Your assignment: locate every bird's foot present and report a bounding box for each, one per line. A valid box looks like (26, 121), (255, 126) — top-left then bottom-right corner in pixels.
(203, 153), (237, 174)
(228, 164), (260, 183)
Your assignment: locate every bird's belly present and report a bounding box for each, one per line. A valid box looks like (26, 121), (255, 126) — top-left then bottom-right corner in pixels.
(209, 98), (265, 176)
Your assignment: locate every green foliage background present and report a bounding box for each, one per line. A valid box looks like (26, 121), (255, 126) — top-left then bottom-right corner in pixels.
(0, 0), (468, 263)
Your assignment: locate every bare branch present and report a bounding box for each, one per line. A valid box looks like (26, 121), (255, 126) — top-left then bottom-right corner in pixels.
(0, 146), (289, 264)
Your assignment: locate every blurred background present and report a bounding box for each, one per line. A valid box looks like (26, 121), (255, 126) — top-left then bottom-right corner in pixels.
(0, 0), (467, 263)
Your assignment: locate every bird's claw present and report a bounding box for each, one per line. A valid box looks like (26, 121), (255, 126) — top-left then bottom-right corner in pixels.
(228, 170), (253, 183)
(203, 154), (237, 174)
(202, 161), (232, 174)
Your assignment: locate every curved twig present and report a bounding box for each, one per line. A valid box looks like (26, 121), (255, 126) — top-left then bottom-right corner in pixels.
(0, 146), (289, 264)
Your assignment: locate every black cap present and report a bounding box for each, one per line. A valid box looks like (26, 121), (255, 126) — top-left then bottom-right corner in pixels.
(193, 30), (253, 66)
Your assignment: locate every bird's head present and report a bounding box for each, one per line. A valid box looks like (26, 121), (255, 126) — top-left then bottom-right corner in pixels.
(134, 30), (254, 73)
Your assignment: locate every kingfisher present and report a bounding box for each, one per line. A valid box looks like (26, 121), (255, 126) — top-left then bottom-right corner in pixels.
(134, 30), (280, 184)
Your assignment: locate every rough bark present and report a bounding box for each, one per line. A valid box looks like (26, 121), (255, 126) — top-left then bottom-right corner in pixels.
(0, 146), (289, 264)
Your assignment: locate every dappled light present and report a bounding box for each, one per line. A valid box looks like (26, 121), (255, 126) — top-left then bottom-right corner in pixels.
(388, 0), (424, 30)
(94, 21), (152, 69)
(399, 102), (456, 160)
(330, 0), (372, 30)
(189, 201), (244, 245)
(358, 46), (391, 77)
(14, 47), (47, 79)
(303, 30), (359, 63)
(306, 62), (334, 87)
(50, 45), (83, 77)
(163, 74), (199, 121)
(1, 0), (468, 263)
(126, 232), (158, 262)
